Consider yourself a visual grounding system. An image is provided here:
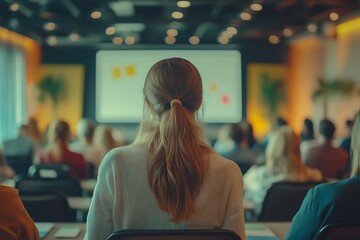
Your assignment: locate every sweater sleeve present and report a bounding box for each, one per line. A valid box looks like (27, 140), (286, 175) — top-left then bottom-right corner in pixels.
(286, 187), (321, 240)
(221, 164), (247, 240)
(85, 151), (116, 240)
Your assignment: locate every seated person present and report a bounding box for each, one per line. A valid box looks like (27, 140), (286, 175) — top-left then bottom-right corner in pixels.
(244, 126), (322, 214)
(302, 119), (348, 179)
(35, 120), (87, 179)
(221, 123), (257, 174)
(70, 118), (102, 177)
(85, 58), (246, 240)
(286, 112), (360, 240)
(0, 184), (39, 239)
(0, 146), (15, 182)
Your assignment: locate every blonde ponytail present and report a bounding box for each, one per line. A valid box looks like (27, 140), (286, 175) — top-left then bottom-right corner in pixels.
(134, 58), (212, 222)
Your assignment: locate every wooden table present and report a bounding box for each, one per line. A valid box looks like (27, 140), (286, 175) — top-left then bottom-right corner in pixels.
(67, 196), (92, 212)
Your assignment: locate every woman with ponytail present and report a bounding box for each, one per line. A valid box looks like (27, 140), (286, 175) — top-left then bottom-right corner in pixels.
(85, 58), (246, 240)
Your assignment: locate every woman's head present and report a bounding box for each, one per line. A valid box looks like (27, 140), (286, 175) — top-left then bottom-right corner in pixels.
(47, 119), (71, 144)
(93, 124), (116, 152)
(143, 58), (203, 118)
(350, 112), (360, 177)
(135, 58), (211, 222)
(266, 126), (302, 174)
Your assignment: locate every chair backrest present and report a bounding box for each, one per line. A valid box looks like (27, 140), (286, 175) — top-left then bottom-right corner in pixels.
(258, 181), (323, 222)
(27, 164), (70, 179)
(19, 191), (76, 222)
(5, 155), (32, 176)
(15, 177), (83, 196)
(107, 229), (241, 240)
(315, 223), (360, 240)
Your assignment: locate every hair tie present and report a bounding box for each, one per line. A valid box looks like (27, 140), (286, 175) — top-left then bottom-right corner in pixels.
(170, 99), (182, 108)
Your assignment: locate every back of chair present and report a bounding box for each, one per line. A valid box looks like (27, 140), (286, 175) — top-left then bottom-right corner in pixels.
(315, 223), (360, 240)
(5, 155), (32, 176)
(15, 177), (83, 196)
(27, 164), (70, 179)
(258, 181), (322, 222)
(107, 229), (241, 240)
(19, 191), (76, 222)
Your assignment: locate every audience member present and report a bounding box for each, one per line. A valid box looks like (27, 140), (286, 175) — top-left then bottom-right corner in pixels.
(3, 124), (35, 160)
(286, 112), (360, 240)
(213, 124), (235, 155)
(27, 117), (42, 147)
(85, 58), (246, 240)
(0, 184), (39, 239)
(239, 120), (258, 149)
(70, 118), (102, 176)
(302, 119), (348, 179)
(221, 123), (257, 174)
(93, 124), (117, 160)
(339, 119), (354, 154)
(300, 118), (315, 142)
(36, 119), (87, 179)
(244, 126), (322, 214)
(0, 146), (15, 182)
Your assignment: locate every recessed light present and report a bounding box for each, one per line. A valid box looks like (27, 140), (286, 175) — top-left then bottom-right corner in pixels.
(105, 27), (116, 35)
(250, 3), (262, 11)
(189, 36), (200, 45)
(240, 12), (252, 21)
(283, 28), (293, 37)
(167, 29), (178, 37)
(125, 36), (135, 45)
(329, 12), (339, 21)
(218, 36), (229, 45)
(91, 11), (102, 19)
(47, 36), (58, 46)
(9, 3), (20, 12)
(226, 27), (237, 35)
(69, 33), (80, 41)
(177, 1), (191, 8)
(113, 37), (123, 45)
(165, 36), (176, 44)
(43, 22), (56, 31)
(172, 11), (184, 19)
(307, 23), (318, 33)
(269, 35), (280, 44)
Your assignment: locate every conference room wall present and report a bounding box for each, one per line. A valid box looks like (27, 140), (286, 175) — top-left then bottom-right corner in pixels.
(41, 44), (287, 142)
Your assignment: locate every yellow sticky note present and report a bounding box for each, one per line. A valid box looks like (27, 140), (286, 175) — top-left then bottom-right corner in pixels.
(113, 68), (121, 78)
(126, 65), (136, 76)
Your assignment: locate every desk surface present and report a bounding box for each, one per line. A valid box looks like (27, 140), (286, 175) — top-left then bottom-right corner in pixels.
(38, 222), (290, 240)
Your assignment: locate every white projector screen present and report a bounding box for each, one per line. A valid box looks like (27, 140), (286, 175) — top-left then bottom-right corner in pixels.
(96, 50), (242, 123)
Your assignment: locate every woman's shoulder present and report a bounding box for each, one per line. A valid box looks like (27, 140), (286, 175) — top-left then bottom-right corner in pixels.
(100, 144), (148, 168)
(208, 152), (242, 178)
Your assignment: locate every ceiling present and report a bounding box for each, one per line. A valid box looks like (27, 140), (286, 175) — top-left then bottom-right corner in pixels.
(0, 0), (359, 47)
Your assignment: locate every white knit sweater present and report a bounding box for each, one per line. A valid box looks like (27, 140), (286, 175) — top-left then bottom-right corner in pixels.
(85, 144), (246, 240)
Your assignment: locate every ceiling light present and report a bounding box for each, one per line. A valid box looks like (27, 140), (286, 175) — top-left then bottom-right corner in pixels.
(269, 35), (280, 44)
(91, 11), (102, 19)
(177, 1), (191, 8)
(9, 3), (20, 12)
(283, 28), (293, 37)
(329, 12), (339, 21)
(226, 27), (237, 35)
(69, 33), (80, 41)
(250, 3), (262, 11)
(221, 31), (232, 38)
(125, 36), (135, 45)
(167, 29), (178, 37)
(105, 27), (116, 35)
(189, 36), (200, 45)
(113, 37), (123, 45)
(240, 12), (252, 21)
(307, 23), (318, 33)
(46, 36), (58, 46)
(43, 22), (56, 31)
(218, 36), (229, 45)
(172, 11), (184, 19)
(165, 36), (176, 45)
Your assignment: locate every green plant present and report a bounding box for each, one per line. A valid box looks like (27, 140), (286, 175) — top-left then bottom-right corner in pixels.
(37, 75), (66, 117)
(260, 73), (286, 117)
